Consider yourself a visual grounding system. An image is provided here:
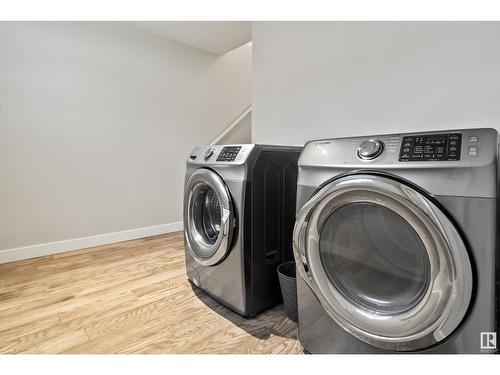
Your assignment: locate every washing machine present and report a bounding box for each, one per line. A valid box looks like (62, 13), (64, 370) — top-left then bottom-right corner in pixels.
(184, 144), (301, 317)
(293, 128), (499, 353)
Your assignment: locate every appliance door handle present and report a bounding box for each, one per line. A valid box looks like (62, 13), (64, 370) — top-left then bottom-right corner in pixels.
(221, 208), (230, 236)
(293, 213), (311, 278)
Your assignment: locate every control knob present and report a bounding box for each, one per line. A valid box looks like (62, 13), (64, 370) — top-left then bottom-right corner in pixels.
(357, 139), (384, 160)
(204, 147), (215, 160)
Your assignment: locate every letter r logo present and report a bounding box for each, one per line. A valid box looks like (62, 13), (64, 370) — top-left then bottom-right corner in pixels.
(481, 332), (497, 350)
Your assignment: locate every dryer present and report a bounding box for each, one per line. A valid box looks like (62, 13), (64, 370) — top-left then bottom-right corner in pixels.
(184, 144), (301, 317)
(293, 128), (498, 353)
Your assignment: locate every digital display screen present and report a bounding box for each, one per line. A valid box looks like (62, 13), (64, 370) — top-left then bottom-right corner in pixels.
(216, 146), (241, 162)
(399, 133), (461, 161)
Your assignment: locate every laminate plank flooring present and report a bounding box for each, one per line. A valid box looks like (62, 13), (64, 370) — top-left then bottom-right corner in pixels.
(0, 232), (302, 354)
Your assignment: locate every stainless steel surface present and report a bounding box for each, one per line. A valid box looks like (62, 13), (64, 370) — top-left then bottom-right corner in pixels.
(184, 168), (234, 266)
(357, 139), (384, 160)
(185, 178), (248, 315)
(294, 174), (473, 351)
(183, 145), (254, 315)
(297, 128), (498, 198)
(297, 197), (497, 354)
(294, 128), (499, 353)
(188, 144), (256, 167)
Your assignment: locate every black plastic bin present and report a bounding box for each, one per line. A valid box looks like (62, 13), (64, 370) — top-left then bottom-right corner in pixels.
(277, 261), (298, 322)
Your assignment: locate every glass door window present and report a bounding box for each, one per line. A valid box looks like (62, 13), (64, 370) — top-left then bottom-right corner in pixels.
(319, 203), (430, 314)
(184, 168), (234, 266)
(294, 174), (473, 351)
(193, 186), (222, 245)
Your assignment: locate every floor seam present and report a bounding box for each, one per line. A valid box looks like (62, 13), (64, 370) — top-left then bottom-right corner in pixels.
(84, 327), (91, 342)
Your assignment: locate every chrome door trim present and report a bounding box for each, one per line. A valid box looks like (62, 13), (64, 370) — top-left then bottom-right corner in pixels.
(293, 174), (473, 351)
(184, 168), (234, 266)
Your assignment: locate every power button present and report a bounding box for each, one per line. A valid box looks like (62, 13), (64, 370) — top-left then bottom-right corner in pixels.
(468, 146), (479, 157)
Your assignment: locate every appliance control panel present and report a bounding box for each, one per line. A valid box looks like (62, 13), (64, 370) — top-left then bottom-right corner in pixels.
(216, 146), (242, 162)
(301, 128), (494, 169)
(187, 144), (255, 165)
(399, 133), (462, 161)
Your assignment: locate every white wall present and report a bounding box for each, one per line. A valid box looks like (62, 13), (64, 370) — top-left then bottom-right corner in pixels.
(252, 22), (500, 145)
(0, 22), (251, 260)
(219, 113), (252, 145)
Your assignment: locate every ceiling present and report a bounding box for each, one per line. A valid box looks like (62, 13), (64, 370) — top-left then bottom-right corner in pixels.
(132, 21), (252, 55)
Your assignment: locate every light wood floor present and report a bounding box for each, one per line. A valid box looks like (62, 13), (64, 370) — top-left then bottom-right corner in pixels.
(0, 232), (302, 354)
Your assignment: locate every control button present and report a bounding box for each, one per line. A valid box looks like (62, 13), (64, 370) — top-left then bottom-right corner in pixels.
(203, 147), (215, 160)
(468, 136), (479, 142)
(357, 139), (384, 160)
(468, 146), (478, 157)
(216, 145), (242, 162)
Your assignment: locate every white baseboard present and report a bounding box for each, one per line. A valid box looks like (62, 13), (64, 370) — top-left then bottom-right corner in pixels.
(0, 222), (183, 264)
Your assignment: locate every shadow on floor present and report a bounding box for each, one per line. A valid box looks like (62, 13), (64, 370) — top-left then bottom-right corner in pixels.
(190, 283), (297, 341)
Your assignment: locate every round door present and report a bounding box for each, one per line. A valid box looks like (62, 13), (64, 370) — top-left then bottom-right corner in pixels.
(184, 168), (234, 266)
(293, 174), (473, 351)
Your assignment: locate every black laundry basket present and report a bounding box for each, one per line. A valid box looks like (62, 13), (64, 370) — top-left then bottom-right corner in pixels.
(277, 261), (298, 322)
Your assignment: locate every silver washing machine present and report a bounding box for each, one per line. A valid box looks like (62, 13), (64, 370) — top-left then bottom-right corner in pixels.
(184, 144), (301, 317)
(293, 128), (499, 353)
